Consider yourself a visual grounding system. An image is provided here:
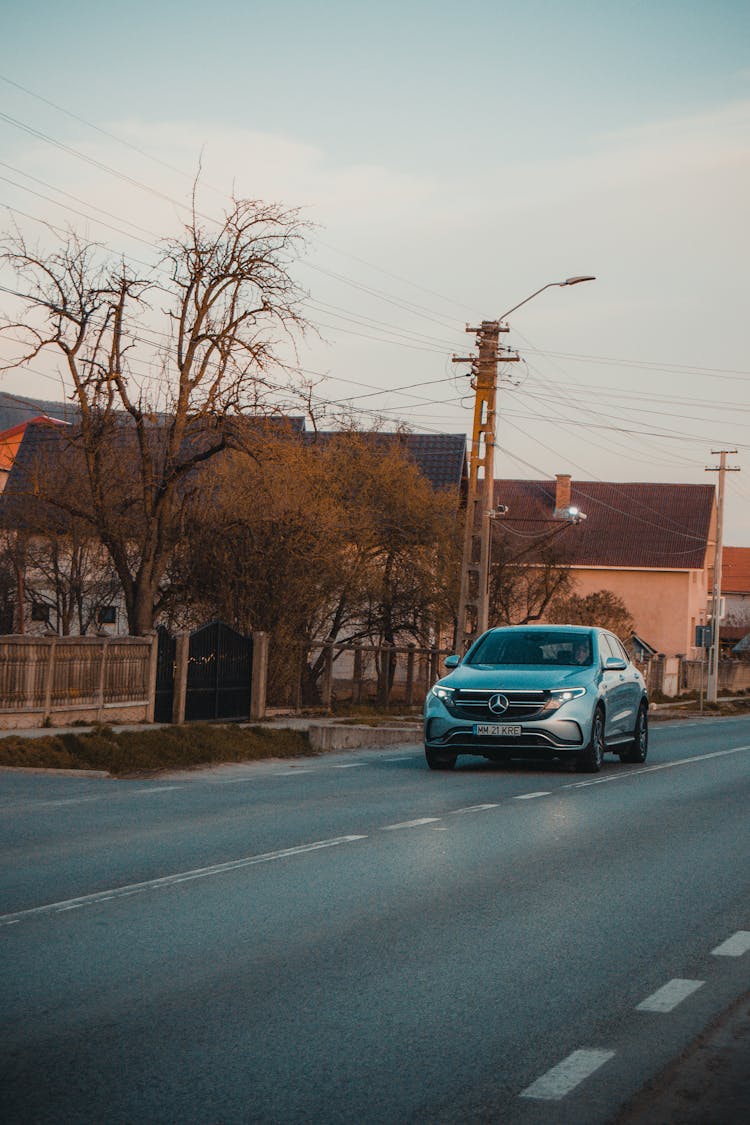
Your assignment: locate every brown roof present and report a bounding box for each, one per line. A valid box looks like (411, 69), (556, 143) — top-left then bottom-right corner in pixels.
(493, 479), (715, 570)
(723, 547), (750, 594)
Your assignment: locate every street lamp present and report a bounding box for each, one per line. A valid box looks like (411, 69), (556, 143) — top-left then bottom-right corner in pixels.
(455, 275), (596, 652)
(498, 276), (596, 321)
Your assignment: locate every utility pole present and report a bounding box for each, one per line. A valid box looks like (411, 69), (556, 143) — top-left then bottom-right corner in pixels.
(705, 449), (740, 702)
(453, 323), (518, 652)
(452, 276), (595, 654)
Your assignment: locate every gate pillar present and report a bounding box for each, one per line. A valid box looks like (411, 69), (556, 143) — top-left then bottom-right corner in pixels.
(172, 632), (190, 725)
(250, 631), (268, 720)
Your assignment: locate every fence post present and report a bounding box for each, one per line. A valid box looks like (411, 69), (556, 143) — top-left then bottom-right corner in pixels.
(250, 631), (268, 721)
(146, 633), (159, 723)
(97, 639), (109, 722)
(43, 637), (57, 723)
(322, 644), (334, 712)
(378, 645), (392, 709)
(352, 642), (363, 704)
(405, 644), (415, 707)
(172, 632), (189, 725)
(429, 646), (439, 688)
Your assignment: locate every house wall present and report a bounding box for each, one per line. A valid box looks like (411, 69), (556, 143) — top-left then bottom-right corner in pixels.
(725, 592), (750, 626)
(565, 566), (710, 657)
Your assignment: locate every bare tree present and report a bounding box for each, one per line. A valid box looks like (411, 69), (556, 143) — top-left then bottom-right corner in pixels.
(549, 589), (635, 641)
(488, 525), (573, 626)
(1, 197), (309, 633)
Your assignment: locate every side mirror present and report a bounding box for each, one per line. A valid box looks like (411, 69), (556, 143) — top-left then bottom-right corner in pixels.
(444, 654), (460, 669)
(604, 655), (627, 671)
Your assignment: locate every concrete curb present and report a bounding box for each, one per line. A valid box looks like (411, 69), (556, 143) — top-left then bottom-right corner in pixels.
(307, 724), (422, 751)
(0, 765), (110, 777)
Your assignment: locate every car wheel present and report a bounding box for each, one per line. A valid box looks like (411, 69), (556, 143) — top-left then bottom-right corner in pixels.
(619, 703), (648, 764)
(425, 747), (457, 771)
(577, 706), (605, 772)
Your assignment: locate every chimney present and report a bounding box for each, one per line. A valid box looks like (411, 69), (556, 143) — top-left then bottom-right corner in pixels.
(555, 474), (571, 513)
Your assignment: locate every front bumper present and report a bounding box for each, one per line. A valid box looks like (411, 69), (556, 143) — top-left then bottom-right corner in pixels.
(424, 715), (585, 754)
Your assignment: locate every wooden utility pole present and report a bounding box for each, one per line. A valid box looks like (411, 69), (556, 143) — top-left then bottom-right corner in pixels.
(706, 449), (740, 702)
(454, 323), (518, 652)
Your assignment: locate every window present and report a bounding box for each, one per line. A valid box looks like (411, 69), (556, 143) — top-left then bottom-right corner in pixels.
(97, 606), (117, 625)
(30, 603), (50, 623)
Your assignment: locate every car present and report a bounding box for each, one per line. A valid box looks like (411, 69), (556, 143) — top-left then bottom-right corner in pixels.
(423, 624), (648, 772)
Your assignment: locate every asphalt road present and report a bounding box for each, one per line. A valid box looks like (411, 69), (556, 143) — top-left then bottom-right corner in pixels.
(2, 715), (750, 1124)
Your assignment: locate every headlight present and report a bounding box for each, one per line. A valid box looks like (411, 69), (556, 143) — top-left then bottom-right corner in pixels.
(430, 684), (455, 703)
(545, 686), (586, 712)
(550, 687), (586, 702)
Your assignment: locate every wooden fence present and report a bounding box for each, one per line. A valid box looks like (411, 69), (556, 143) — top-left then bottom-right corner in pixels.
(268, 641), (452, 711)
(0, 635), (157, 729)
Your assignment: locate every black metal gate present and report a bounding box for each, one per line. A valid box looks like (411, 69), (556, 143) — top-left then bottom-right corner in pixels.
(154, 626), (176, 723)
(185, 621), (253, 722)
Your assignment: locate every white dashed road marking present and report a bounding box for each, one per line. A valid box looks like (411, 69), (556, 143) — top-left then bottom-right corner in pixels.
(0, 835), (368, 928)
(514, 792), (551, 800)
(332, 762), (366, 769)
(381, 817), (441, 831)
(451, 804), (499, 814)
(636, 979), (704, 1012)
(520, 1049), (615, 1100)
(712, 931), (750, 957)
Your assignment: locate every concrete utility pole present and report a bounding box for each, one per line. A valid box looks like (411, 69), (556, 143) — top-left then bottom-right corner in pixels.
(705, 449), (740, 702)
(453, 276), (595, 653)
(453, 322), (518, 652)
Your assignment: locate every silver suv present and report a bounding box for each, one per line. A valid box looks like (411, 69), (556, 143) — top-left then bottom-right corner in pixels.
(424, 625), (648, 772)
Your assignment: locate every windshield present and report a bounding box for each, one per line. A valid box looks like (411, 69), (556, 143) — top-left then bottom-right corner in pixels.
(466, 630), (593, 667)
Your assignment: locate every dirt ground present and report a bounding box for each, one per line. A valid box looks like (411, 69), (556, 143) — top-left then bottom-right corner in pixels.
(616, 990), (750, 1124)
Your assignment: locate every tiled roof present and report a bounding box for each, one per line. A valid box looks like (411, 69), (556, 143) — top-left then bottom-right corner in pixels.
(311, 431), (467, 492)
(723, 547), (750, 594)
(394, 433), (467, 491)
(493, 479), (715, 570)
(0, 416), (68, 474)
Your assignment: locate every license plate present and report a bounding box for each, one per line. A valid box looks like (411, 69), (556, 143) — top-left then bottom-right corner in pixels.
(475, 723), (522, 737)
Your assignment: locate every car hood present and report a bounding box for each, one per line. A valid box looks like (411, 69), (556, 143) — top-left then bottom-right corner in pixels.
(440, 665), (594, 691)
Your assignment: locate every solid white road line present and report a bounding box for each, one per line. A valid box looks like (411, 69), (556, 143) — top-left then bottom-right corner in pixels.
(520, 1049), (615, 1100)
(564, 744), (750, 790)
(712, 931), (750, 957)
(0, 835), (368, 929)
(381, 817), (441, 831)
(636, 979), (704, 1012)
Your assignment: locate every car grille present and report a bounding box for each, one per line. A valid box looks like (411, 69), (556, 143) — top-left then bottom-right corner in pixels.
(450, 689), (549, 721)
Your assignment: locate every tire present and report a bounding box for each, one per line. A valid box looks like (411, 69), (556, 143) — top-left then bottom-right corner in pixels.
(619, 703), (648, 764)
(577, 706), (605, 772)
(425, 747), (457, 771)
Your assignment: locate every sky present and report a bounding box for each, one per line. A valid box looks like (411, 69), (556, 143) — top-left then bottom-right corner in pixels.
(1, 0), (749, 542)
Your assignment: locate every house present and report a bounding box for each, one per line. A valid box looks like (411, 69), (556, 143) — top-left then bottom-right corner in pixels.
(0, 410), (468, 637)
(722, 547), (750, 623)
(722, 546), (750, 653)
(0, 415), (68, 493)
(493, 474), (717, 659)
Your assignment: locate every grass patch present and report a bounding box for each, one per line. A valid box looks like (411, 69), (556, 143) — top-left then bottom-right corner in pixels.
(0, 723), (315, 776)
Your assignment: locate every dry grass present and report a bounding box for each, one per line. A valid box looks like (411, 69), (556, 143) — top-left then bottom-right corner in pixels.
(0, 723), (315, 776)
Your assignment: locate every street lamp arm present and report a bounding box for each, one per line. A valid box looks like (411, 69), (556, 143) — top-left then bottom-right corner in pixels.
(498, 275), (596, 321)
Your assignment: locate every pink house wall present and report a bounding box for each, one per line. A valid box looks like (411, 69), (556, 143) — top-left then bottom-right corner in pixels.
(565, 566), (710, 657)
